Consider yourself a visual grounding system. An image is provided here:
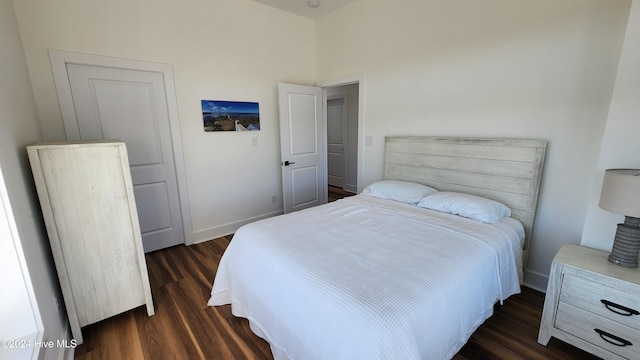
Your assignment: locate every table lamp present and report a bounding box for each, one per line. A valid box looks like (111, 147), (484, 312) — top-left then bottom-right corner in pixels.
(598, 169), (640, 268)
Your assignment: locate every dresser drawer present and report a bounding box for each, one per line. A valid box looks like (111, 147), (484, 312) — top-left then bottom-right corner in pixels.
(556, 302), (640, 359)
(560, 273), (640, 330)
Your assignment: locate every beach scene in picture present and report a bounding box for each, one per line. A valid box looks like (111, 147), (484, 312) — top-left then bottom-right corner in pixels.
(202, 100), (260, 132)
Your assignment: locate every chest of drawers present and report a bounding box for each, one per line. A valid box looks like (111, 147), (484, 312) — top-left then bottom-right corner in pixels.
(538, 244), (640, 359)
(28, 141), (154, 344)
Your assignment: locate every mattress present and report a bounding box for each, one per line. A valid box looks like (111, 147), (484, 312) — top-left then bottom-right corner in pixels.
(209, 194), (524, 360)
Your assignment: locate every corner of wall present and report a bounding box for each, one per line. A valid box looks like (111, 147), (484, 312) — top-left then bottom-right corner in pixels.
(523, 269), (549, 293)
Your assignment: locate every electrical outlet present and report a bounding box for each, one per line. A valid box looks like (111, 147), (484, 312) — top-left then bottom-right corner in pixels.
(252, 136), (258, 146)
(53, 295), (60, 313)
(272, 195), (277, 204)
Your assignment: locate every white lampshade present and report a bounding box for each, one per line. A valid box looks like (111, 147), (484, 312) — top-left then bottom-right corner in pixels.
(599, 169), (640, 218)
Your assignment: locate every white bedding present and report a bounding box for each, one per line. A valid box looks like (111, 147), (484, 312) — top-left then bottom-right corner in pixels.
(208, 195), (524, 360)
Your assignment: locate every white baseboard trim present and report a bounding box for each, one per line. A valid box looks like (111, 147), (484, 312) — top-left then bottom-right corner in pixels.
(192, 210), (283, 244)
(344, 184), (357, 193)
(63, 345), (75, 360)
(523, 269), (549, 293)
(38, 322), (72, 360)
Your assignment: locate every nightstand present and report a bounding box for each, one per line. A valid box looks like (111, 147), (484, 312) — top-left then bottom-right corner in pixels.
(538, 244), (640, 359)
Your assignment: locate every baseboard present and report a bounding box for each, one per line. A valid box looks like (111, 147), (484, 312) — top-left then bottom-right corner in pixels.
(36, 322), (73, 360)
(523, 269), (549, 293)
(192, 210), (283, 244)
(62, 345), (75, 360)
(344, 184), (357, 193)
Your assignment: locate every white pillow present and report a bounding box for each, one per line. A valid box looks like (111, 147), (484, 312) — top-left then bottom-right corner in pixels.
(417, 191), (511, 223)
(362, 180), (438, 204)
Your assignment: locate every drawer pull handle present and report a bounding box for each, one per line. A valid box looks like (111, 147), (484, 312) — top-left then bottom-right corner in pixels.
(594, 329), (632, 347)
(600, 299), (640, 316)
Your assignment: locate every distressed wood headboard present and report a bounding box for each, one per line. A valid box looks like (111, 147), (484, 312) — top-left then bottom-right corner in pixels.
(384, 136), (547, 268)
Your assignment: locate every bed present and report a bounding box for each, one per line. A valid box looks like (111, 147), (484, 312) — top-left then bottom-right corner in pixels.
(209, 136), (547, 359)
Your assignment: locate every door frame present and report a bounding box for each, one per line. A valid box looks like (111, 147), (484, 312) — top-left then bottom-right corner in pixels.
(0, 164), (44, 359)
(316, 73), (365, 193)
(49, 50), (194, 245)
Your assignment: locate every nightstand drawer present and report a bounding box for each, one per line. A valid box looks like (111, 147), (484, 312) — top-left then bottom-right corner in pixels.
(560, 273), (640, 330)
(556, 302), (640, 359)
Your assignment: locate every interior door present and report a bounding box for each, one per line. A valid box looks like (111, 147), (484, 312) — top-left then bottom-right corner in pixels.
(278, 83), (326, 213)
(327, 96), (348, 188)
(65, 64), (184, 252)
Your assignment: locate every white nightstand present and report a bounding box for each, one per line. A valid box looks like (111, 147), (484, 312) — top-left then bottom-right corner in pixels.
(538, 244), (640, 359)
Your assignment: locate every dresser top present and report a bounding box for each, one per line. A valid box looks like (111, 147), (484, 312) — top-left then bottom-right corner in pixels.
(555, 244), (640, 286)
(28, 140), (125, 149)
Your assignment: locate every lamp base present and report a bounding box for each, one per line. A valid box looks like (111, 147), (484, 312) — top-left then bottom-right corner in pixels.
(608, 216), (640, 268)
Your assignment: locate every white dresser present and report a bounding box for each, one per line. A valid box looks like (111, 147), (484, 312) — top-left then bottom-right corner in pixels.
(538, 244), (640, 359)
(27, 141), (154, 344)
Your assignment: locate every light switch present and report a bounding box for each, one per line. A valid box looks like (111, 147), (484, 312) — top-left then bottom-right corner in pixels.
(365, 136), (373, 146)
(252, 136), (258, 146)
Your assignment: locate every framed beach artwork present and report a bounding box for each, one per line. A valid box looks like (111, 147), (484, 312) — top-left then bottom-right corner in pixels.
(202, 100), (260, 132)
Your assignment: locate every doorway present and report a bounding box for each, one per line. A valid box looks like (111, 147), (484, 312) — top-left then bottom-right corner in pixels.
(325, 83), (359, 195)
(278, 76), (363, 214)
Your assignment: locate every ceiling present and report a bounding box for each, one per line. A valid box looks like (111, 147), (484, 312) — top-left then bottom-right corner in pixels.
(252, 0), (355, 19)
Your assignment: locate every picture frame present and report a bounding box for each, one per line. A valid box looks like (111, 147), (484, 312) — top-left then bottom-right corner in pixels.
(202, 100), (260, 132)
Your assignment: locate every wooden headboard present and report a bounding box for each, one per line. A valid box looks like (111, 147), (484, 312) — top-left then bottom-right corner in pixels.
(384, 136), (547, 268)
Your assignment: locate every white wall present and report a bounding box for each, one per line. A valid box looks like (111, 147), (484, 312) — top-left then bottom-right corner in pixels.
(0, 0), (69, 357)
(12, 0), (316, 243)
(582, 0), (640, 251)
(315, 0), (632, 290)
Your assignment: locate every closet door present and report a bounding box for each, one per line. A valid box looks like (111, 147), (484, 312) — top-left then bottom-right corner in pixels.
(65, 64), (184, 252)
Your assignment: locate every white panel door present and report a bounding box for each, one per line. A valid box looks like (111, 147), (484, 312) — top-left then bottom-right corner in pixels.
(327, 96), (348, 188)
(278, 83), (326, 213)
(66, 64), (184, 252)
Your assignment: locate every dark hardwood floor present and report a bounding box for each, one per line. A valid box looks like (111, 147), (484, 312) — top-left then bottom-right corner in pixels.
(328, 185), (355, 202)
(75, 188), (600, 359)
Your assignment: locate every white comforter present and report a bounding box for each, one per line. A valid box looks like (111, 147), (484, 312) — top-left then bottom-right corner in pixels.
(209, 195), (524, 360)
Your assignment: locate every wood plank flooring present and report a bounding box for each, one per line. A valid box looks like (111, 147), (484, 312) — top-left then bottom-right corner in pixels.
(328, 185), (355, 202)
(75, 232), (601, 360)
